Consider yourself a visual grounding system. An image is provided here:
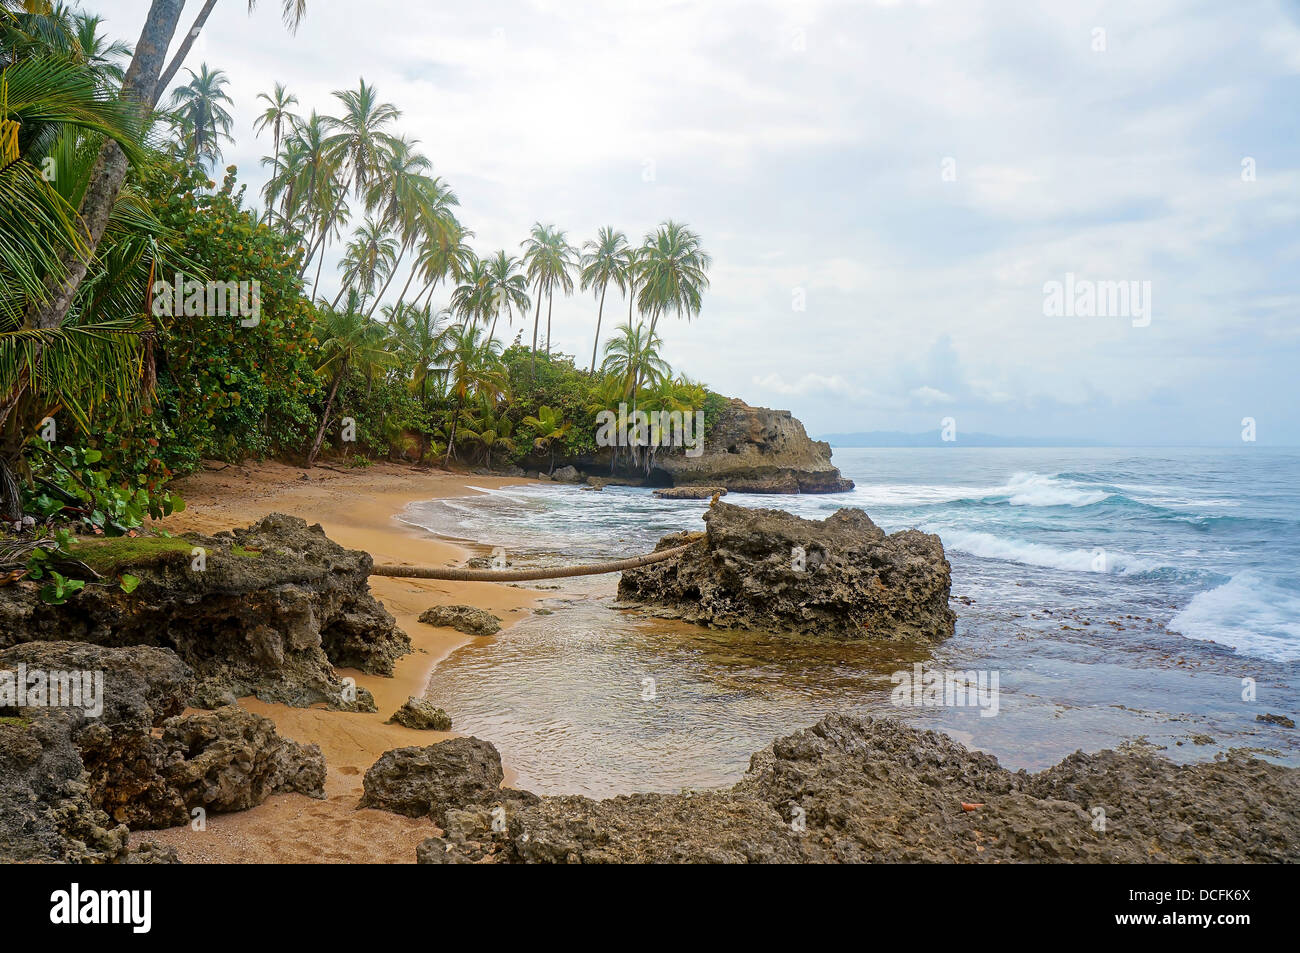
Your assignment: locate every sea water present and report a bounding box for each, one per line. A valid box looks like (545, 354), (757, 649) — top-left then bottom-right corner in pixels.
(405, 447), (1300, 796)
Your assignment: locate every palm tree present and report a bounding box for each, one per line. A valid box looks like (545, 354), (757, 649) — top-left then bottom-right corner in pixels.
(253, 81), (298, 183)
(0, 51), (160, 516)
(167, 63), (234, 169)
(601, 321), (671, 400)
(579, 226), (631, 373)
(482, 250), (530, 346)
(438, 323), (506, 464)
(520, 222), (576, 376)
(450, 253), (490, 329)
(389, 302), (450, 406)
(636, 220), (712, 337)
(16, 0), (306, 343)
(522, 405), (571, 475)
(459, 398), (515, 469)
(364, 135), (433, 316)
(408, 217), (473, 311)
(333, 216), (396, 308)
(388, 301), (450, 460)
(305, 291), (394, 466)
(301, 78), (400, 277)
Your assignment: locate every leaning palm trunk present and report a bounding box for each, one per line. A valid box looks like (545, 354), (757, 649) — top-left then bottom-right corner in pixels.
(589, 283), (607, 373)
(307, 362), (347, 466)
(0, 0), (184, 506)
(20, 1), (182, 337)
(529, 292), (543, 378)
(366, 243), (407, 318)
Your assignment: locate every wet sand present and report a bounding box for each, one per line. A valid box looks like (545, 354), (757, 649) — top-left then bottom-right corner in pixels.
(129, 460), (541, 863)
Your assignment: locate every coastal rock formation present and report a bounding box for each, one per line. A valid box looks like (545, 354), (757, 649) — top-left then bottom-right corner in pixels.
(653, 399), (854, 494)
(617, 501), (956, 640)
(387, 696), (452, 731)
(0, 513), (410, 710)
(653, 485), (726, 500)
(416, 714), (1300, 864)
(534, 399), (852, 494)
(359, 736), (535, 820)
(0, 641), (324, 862)
(418, 604), (502, 636)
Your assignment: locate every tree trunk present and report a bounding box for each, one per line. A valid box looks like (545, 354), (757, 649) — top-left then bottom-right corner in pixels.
(307, 362), (346, 466)
(545, 291), (553, 356)
(311, 244), (326, 299)
(23, 0), (183, 335)
(529, 288), (543, 378)
(391, 258), (421, 314)
(0, 0), (183, 447)
(366, 242), (407, 318)
(590, 282), (607, 373)
(152, 0), (218, 107)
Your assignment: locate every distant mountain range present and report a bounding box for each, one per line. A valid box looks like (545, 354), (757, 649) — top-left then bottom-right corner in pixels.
(819, 430), (1108, 448)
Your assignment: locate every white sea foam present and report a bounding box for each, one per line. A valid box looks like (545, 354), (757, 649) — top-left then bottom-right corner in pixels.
(1170, 572), (1300, 662)
(935, 528), (1154, 574)
(992, 472), (1110, 507)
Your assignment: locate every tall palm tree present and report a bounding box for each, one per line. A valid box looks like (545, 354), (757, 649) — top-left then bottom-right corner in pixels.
(579, 226), (631, 373)
(636, 220), (712, 337)
(520, 222), (576, 377)
(482, 250), (530, 346)
(301, 78), (399, 277)
(363, 134), (431, 316)
(16, 0), (306, 346)
(408, 217), (473, 311)
(253, 81), (298, 183)
(167, 62), (234, 169)
(306, 290), (394, 466)
(0, 50), (160, 516)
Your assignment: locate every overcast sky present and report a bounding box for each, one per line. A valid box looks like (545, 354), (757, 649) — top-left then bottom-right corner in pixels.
(94, 0), (1300, 444)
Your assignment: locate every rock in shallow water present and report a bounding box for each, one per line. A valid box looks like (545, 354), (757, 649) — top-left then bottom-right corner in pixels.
(387, 696), (452, 731)
(653, 485), (726, 500)
(418, 604), (502, 636)
(617, 500), (956, 640)
(359, 736), (535, 821)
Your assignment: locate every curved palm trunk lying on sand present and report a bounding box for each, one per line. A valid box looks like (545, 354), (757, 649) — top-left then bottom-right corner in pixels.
(370, 539), (702, 582)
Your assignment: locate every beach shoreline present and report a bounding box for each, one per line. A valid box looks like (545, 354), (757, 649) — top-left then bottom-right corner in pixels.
(129, 460), (543, 863)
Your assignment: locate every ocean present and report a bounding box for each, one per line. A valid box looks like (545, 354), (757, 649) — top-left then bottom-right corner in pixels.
(404, 447), (1300, 795)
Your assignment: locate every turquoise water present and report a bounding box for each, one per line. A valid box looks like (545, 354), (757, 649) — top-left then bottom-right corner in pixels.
(407, 447), (1300, 795)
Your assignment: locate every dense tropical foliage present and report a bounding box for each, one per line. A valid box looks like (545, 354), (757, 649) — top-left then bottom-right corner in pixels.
(0, 0), (717, 549)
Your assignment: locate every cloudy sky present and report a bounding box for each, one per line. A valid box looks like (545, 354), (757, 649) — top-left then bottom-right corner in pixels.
(96, 0), (1300, 444)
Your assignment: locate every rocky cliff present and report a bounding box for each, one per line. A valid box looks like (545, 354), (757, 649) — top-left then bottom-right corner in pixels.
(536, 398), (854, 494)
(651, 399), (854, 493)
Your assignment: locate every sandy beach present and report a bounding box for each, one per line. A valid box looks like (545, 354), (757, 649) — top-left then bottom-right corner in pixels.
(129, 460), (542, 863)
